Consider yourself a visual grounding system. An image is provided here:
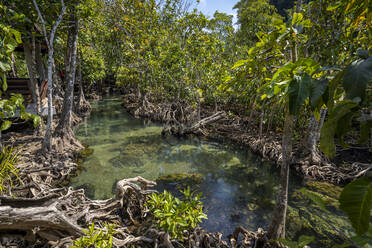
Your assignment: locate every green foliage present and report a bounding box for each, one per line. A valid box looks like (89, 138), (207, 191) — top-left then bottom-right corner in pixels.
(288, 74), (311, 115)
(0, 5), (40, 132)
(146, 187), (207, 240)
(0, 93), (41, 132)
(319, 100), (358, 157)
(0, 146), (20, 193)
(319, 53), (372, 157)
(71, 223), (116, 248)
(343, 55), (372, 102)
(339, 177), (372, 236)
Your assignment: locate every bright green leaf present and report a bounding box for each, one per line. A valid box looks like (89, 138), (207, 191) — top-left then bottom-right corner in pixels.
(339, 177), (372, 236)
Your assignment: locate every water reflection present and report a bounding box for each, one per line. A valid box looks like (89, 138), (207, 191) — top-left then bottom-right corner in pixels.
(70, 97), (351, 246)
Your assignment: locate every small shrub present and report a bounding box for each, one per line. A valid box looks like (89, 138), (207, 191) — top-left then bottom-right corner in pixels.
(71, 223), (116, 248)
(0, 146), (20, 193)
(146, 187), (207, 240)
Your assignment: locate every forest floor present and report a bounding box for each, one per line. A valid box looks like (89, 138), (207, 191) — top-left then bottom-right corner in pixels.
(122, 91), (372, 185)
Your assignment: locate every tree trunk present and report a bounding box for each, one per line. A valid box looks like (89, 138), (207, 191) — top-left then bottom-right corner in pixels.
(76, 53), (88, 114)
(35, 42), (46, 81)
(55, 11), (79, 139)
(259, 100), (266, 137)
(42, 49), (55, 153)
(268, 12), (299, 236)
(33, 0), (66, 154)
(10, 53), (17, 77)
(267, 104), (292, 239)
(249, 95), (256, 120)
(306, 107), (327, 162)
(24, 40), (41, 118)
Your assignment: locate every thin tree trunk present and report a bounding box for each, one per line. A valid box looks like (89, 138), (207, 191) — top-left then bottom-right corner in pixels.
(24, 42), (40, 116)
(10, 53), (17, 77)
(76, 53), (86, 113)
(35, 42), (46, 81)
(268, 3), (300, 235)
(267, 104), (292, 239)
(249, 95), (256, 120)
(33, 0), (66, 153)
(43, 49), (55, 152)
(55, 11), (79, 137)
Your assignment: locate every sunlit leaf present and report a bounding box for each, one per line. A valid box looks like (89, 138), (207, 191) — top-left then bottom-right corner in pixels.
(340, 177), (372, 236)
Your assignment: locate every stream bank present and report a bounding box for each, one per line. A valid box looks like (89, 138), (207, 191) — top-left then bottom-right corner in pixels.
(0, 96), (357, 248)
(72, 96), (353, 247)
(122, 91), (371, 185)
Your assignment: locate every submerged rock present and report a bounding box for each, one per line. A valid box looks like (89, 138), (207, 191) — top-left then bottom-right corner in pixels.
(157, 173), (203, 191)
(157, 173), (203, 184)
(74, 147), (94, 165)
(286, 181), (351, 247)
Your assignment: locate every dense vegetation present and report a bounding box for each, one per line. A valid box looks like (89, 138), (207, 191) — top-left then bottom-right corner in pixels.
(0, 0), (371, 247)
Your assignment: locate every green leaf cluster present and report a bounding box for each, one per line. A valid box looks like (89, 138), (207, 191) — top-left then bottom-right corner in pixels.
(146, 187), (207, 240)
(0, 146), (21, 193)
(72, 223), (117, 248)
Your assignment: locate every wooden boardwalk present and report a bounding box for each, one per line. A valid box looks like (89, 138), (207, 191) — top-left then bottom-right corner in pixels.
(6, 78), (52, 117)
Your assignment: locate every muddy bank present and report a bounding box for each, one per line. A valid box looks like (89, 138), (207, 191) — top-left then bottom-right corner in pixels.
(122, 92), (371, 185)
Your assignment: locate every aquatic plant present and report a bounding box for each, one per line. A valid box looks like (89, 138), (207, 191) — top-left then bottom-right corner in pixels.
(146, 187), (207, 240)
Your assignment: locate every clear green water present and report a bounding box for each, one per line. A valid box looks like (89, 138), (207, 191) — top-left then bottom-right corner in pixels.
(70, 97), (352, 246)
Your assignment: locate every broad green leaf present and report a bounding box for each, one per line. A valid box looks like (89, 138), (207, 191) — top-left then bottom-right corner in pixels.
(32, 115), (41, 128)
(10, 29), (22, 44)
(309, 78), (328, 108)
(292, 13), (304, 26)
(232, 59), (248, 69)
(0, 61), (11, 72)
(325, 70), (345, 110)
(326, 1), (342, 11)
(335, 111), (357, 148)
(288, 74), (311, 115)
(343, 56), (372, 101)
(339, 177), (372, 236)
(271, 62), (295, 83)
(301, 19), (313, 28)
(320, 100), (357, 157)
(1, 120), (11, 131)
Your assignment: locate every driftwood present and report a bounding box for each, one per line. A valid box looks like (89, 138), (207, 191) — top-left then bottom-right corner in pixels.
(1, 164), (283, 248)
(0, 187), (121, 244)
(163, 111), (226, 136)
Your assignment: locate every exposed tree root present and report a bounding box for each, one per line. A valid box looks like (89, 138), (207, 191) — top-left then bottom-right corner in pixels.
(123, 94), (197, 125)
(162, 111), (226, 137)
(122, 92), (370, 184)
(1, 172), (284, 248)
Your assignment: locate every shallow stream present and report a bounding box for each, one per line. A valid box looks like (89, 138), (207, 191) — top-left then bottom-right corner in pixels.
(70, 97), (353, 247)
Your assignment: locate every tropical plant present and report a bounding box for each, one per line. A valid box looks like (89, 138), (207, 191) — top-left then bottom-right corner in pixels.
(319, 51), (372, 157)
(71, 222), (117, 248)
(0, 146), (21, 193)
(0, 6), (40, 140)
(146, 187), (207, 240)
